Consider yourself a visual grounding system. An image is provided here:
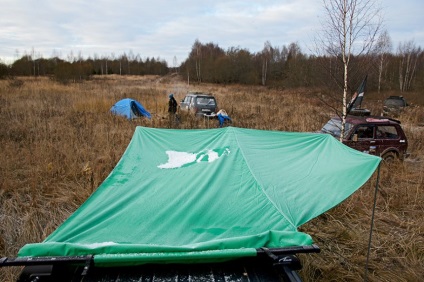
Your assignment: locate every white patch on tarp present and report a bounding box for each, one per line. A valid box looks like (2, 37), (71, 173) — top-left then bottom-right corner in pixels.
(158, 151), (197, 169)
(158, 148), (230, 169)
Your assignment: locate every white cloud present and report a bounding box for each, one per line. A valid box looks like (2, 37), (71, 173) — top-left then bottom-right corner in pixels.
(0, 0), (422, 65)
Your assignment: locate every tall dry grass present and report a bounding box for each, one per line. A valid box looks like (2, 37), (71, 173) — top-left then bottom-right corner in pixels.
(0, 75), (423, 281)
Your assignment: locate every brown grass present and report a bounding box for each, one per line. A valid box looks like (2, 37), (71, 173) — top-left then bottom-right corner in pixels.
(1, 75), (423, 281)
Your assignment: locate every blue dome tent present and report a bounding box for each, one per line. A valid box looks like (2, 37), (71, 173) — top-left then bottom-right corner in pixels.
(110, 98), (151, 119)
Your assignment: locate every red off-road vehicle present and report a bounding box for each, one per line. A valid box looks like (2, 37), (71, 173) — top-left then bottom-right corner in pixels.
(320, 115), (409, 161)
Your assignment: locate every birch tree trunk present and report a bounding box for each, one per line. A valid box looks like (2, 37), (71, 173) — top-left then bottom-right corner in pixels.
(195, 43), (201, 83)
(261, 41), (271, 86)
(376, 31), (392, 93)
(316, 0), (382, 141)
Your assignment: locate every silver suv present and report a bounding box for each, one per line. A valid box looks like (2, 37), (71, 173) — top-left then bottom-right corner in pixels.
(180, 92), (218, 117)
(383, 96), (408, 117)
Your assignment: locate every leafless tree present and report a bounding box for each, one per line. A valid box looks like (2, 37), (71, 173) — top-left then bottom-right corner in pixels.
(173, 56), (178, 73)
(194, 40), (202, 82)
(119, 54), (123, 76)
(77, 51), (83, 63)
(104, 55), (108, 75)
(15, 49), (20, 62)
(128, 50), (135, 75)
(67, 50), (75, 63)
(31, 47), (36, 76)
(375, 30), (392, 93)
(398, 40), (422, 92)
(315, 0), (382, 140)
(261, 41), (272, 86)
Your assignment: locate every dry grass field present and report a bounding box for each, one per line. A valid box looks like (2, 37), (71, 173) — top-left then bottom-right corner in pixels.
(1, 75), (423, 281)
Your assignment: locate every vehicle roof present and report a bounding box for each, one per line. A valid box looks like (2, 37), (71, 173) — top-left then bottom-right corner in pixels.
(334, 115), (401, 125)
(385, 95), (405, 100)
(186, 91), (214, 97)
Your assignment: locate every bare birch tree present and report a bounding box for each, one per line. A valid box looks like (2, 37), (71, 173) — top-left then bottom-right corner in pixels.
(31, 47), (36, 76)
(128, 50), (135, 75)
(398, 40), (422, 92)
(173, 56), (178, 73)
(261, 41), (272, 86)
(315, 0), (382, 141)
(194, 40), (202, 82)
(375, 30), (392, 93)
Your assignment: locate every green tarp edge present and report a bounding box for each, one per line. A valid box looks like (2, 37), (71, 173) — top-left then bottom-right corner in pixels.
(18, 230), (314, 265)
(94, 249), (257, 267)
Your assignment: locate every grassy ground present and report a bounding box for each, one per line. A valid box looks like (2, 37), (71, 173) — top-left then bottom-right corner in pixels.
(1, 75), (423, 281)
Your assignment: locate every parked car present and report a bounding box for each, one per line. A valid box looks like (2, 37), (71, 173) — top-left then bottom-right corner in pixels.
(382, 96), (408, 116)
(320, 115), (409, 162)
(180, 92), (218, 117)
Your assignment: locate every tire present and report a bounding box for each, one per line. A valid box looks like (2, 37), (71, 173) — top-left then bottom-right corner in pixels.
(382, 152), (398, 164)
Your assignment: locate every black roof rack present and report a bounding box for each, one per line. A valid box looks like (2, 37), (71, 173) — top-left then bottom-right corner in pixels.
(1, 245), (320, 282)
(349, 108), (371, 116)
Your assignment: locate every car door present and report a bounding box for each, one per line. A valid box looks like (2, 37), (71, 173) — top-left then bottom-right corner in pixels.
(180, 96), (192, 110)
(374, 125), (403, 156)
(344, 125), (377, 155)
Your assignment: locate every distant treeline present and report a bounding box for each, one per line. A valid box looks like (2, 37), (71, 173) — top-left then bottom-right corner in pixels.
(181, 40), (424, 93)
(1, 40), (423, 92)
(0, 54), (168, 83)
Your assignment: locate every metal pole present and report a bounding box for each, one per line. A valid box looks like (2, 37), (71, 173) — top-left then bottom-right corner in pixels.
(364, 163), (381, 281)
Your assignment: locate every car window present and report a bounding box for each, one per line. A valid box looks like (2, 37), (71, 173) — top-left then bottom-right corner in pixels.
(376, 126), (399, 139)
(320, 118), (353, 138)
(183, 96), (191, 103)
(196, 97), (216, 105)
(353, 126), (374, 139)
(384, 98), (406, 107)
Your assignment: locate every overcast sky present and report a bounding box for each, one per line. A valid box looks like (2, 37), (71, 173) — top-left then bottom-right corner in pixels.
(1, 0), (423, 66)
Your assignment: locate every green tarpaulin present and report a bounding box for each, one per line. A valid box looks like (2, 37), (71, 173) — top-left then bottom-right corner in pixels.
(18, 127), (381, 266)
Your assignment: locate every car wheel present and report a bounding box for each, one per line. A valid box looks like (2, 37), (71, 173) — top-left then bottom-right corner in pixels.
(382, 152), (398, 164)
